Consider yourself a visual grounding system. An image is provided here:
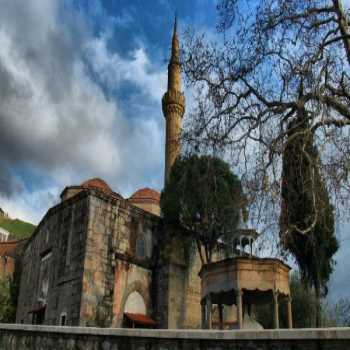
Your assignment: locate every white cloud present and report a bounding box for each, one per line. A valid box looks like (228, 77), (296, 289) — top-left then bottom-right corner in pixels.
(85, 35), (167, 101)
(0, 188), (59, 224)
(0, 0), (167, 223)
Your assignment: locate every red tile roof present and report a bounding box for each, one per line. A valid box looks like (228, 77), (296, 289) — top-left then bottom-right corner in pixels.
(124, 313), (156, 327)
(81, 178), (112, 194)
(79, 178), (122, 199)
(129, 188), (160, 204)
(0, 240), (18, 257)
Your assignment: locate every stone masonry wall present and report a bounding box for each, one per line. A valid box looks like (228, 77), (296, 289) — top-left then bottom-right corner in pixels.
(79, 191), (159, 327)
(164, 237), (202, 329)
(16, 192), (90, 326)
(0, 324), (349, 350)
(157, 235), (233, 329)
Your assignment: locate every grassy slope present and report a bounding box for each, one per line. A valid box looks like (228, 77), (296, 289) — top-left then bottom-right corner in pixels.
(0, 216), (35, 240)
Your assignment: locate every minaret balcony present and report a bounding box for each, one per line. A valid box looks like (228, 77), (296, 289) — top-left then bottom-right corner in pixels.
(162, 90), (185, 116)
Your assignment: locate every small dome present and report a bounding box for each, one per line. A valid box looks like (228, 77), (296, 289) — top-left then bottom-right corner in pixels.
(61, 178), (123, 202)
(81, 178), (113, 195)
(128, 188), (161, 216)
(129, 188), (160, 204)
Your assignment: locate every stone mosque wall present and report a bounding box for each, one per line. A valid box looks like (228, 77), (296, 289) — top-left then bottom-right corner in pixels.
(79, 192), (158, 327)
(16, 192), (89, 325)
(15, 187), (204, 329)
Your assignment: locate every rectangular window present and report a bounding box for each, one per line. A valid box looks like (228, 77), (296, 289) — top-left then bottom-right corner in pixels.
(60, 313), (67, 326)
(38, 251), (52, 304)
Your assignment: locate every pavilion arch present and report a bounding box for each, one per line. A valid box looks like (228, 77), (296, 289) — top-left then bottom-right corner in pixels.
(124, 291), (146, 315)
(120, 281), (151, 316)
(118, 281), (154, 328)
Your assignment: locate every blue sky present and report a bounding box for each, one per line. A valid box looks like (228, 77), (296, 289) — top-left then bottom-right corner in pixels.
(0, 0), (217, 222)
(0, 0), (349, 302)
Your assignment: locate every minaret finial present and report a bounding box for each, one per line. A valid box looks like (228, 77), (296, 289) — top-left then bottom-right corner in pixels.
(174, 12), (177, 34)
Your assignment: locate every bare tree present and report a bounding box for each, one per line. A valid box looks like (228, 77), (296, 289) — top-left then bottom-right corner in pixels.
(326, 297), (350, 326)
(182, 0), (348, 325)
(183, 0), (350, 237)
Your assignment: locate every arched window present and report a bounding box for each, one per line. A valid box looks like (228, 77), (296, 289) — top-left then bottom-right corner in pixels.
(136, 237), (146, 258)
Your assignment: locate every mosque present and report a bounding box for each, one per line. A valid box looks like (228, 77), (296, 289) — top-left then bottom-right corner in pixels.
(15, 19), (203, 328)
(14, 20), (292, 329)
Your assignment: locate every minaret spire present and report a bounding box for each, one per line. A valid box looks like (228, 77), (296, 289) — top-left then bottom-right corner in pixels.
(171, 15), (180, 64)
(162, 17), (185, 184)
(167, 14), (181, 92)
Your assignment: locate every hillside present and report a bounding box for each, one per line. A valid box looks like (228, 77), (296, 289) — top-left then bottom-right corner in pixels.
(0, 216), (35, 240)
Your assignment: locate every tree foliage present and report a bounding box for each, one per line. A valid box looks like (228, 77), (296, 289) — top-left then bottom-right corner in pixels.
(288, 273), (319, 328)
(0, 278), (16, 323)
(280, 115), (338, 304)
(161, 155), (245, 264)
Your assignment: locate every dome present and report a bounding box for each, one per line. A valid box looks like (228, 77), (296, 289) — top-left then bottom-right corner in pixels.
(128, 188), (161, 216)
(129, 188), (160, 204)
(61, 177), (123, 202)
(80, 178), (113, 195)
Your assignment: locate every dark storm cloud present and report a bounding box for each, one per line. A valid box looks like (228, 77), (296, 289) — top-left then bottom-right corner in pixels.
(0, 166), (23, 197)
(0, 0), (165, 203)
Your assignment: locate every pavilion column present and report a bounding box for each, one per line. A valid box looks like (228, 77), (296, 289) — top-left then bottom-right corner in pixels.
(236, 290), (243, 329)
(273, 291), (279, 329)
(287, 296), (293, 329)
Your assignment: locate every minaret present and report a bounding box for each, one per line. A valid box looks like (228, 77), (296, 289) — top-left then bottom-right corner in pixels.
(162, 17), (185, 184)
